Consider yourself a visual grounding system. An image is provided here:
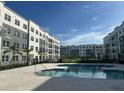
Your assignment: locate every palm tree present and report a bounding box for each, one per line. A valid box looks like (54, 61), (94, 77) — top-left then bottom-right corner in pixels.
(23, 48), (33, 65)
(3, 43), (23, 64)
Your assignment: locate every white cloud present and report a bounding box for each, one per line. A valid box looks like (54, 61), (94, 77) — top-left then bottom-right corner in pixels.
(108, 23), (122, 33)
(109, 26), (115, 31)
(42, 27), (50, 31)
(56, 33), (70, 37)
(91, 25), (103, 30)
(61, 32), (107, 45)
(56, 28), (78, 39)
(92, 16), (100, 21)
(70, 28), (78, 32)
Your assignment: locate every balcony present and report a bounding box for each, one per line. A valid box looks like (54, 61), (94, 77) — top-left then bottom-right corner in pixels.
(0, 29), (12, 39)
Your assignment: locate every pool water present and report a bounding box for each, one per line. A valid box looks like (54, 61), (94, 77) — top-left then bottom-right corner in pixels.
(35, 64), (124, 80)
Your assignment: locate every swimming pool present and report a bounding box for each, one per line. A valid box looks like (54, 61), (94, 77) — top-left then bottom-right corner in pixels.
(35, 64), (124, 80)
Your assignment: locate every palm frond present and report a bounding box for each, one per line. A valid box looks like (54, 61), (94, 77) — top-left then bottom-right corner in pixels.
(29, 48), (33, 52)
(10, 43), (16, 51)
(23, 48), (33, 53)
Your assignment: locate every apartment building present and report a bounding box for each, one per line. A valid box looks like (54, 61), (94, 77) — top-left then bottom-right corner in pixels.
(0, 2), (60, 65)
(0, 2), (28, 65)
(104, 22), (124, 60)
(60, 46), (70, 58)
(60, 44), (103, 59)
(104, 21), (124, 61)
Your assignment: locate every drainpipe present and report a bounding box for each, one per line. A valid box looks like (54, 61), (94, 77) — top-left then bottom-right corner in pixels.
(27, 20), (30, 65)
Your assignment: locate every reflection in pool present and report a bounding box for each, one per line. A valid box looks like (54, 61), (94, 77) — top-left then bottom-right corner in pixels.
(35, 64), (124, 80)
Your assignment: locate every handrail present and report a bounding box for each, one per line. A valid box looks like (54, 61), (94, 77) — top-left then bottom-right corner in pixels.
(41, 63), (47, 70)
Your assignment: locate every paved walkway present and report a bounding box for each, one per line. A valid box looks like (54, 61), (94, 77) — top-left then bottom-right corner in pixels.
(0, 63), (124, 91)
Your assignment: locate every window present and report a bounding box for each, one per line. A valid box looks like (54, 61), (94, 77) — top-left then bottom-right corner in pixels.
(14, 31), (20, 37)
(15, 19), (20, 26)
(5, 14), (11, 22)
(35, 56), (38, 61)
(43, 34), (45, 38)
(17, 43), (19, 49)
(17, 32), (20, 37)
(43, 40), (45, 45)
(13, 42), (19, 49)
(23, 34), (25, 39)
(2, 56), (5, 61)
(6, 41), (10, 47)
(22, 44), (24, 49)
(119, 31), (121, 34)
(2, 55), (9, 62)
(2, 40), (10, 47)
(14, 56), (18, 61)
(36, 30), (38, 34)
(31, 36), (34, 41)
(40, 33), (42, 36)
(14, 31), (16, 36)
(35, 47), (38, 51)
(23, 24), (27, 30)
(31, 27), (34, 32)
(22, 56), (26, 61)
(23, 34), (27, 39)
(7, 28), (11, 34)
(2, 40), (5, 47)
(25, 34), (27, 39)
(35, 38), (38, 42)
(22, 44), (27, 49)
(30, 46), (34, 50)
(25, 45), (27, 49)
(6, 56), (9, 61)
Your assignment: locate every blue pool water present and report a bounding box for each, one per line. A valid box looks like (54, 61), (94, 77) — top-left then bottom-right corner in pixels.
(35, 64), (124, 80)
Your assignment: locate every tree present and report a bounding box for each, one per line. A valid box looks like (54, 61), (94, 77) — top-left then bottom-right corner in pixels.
(23, 48), (33, 65)
(3, 43), (23, 64)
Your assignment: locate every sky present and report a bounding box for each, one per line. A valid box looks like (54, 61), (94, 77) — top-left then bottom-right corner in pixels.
(5, 1), (124, 45)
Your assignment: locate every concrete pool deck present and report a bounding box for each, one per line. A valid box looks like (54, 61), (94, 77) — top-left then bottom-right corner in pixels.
(0, 63), (124, 91)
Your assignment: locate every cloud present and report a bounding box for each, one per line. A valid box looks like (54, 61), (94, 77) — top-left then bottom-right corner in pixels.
(42, 27), (50, 31)
(61, 32), (107, 45)
(56, 33), (70, 37)
(55, 33), (73, 41)
(92, 16), (100, 21)
(109, 26), (115, 31)
(81, 4), (118, 15)
(70, 28), (78, 32)
(56, 28), (78, 39)
(91, 25), (103, 30)
(108, 23), (122, 32)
